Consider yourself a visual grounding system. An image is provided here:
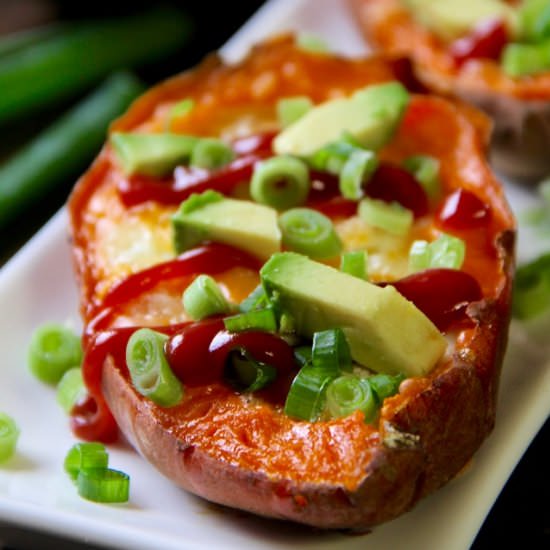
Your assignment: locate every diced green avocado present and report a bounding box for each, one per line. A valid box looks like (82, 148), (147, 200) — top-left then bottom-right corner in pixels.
(111, 132), (198, 177)
(402, 0), (518, 41)
(273, 82), (410, 157)
(172, 191), (281, 261)
(260, 252), (446, 376)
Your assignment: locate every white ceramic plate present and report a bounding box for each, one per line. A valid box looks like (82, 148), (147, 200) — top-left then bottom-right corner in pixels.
(1, 1), (549, 549)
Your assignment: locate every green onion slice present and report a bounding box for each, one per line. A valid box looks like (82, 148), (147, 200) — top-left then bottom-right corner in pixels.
(368, 373), (405, 403)
(126, 328), (183, 407)
(0, 412), (20, 464)
(312, 328), (352, 374)
(284, 365), (335, 421)
(190, 138), (235, 170)
(429, 233), (465, 269)
(77, 468), (130, 503)
(294, 345), (312, 367)
(513, 252), (550, 320)
(56, 367), (87, 414)
(358, 197), (413, 236)
(296, 33), (329, 53)
(250, 155), (310, 210)
(28, 323), (82, 384)
(64, 442), (109, 481)
(408, 240), (431, 272)
(501, 40), (550, 77)
(239, 284), (270, 313)
(402, 155), (440, 199)
(340, 250), (367, 279)
(325, 375), (377, 423)
(223, 307), (278, 333)
(278, 208), (342, 258)
(308, 140), (359, 175)
(277, 96), (313, 128)
(225, 349), (277, 392)
(339, 149), (378, 200)
(183, 274), (231, 321)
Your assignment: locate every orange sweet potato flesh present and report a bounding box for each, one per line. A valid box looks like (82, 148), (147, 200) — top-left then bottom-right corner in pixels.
(68, 36), (516, 529)
(351, 0), (550, 180)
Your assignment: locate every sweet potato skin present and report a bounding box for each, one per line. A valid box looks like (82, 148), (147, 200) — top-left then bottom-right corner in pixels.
(351, 0), (550, 181)
(70, 36), (516, 529)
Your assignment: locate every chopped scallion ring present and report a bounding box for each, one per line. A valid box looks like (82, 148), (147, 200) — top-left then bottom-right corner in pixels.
(126, 328), (183, 407)
(77, 468), (130, 503)
(0, 412), (19, 464)
(225, 349), (277, 392)
(56, 367), (87, 414)
(277, 96), (313, 128)
(339, 149), (378, 200)
(294, 345), (312, 367)
(340, 250), (368, 280)
(312, 328), (352, 374)
(224, 307), (278, 333)
(250, 155), (310, 210)
(239, 284), (270, 313)
(512, 252), (550, 320)
(64, 442), (109, 481)
(325, 375), (377, 422)
(408, 240), (431, 272)
(284, 365), (335, 421)
(166, 98), (195, 130)
(402, 155), (440, 199)
(367, 373), (405, 403)
(296, 33), (329, 53)
(28, 323), (82, 384)
(278, 208), (342, 258)
(190, 138), (234, 170)
(429, 233), (465, 269)
(308, 140), (359, 175)
(358, 197), (413, 236)
(183, 275), (231, 321)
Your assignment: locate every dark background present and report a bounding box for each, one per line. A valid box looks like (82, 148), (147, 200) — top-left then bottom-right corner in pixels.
(0, 1), (548, 548)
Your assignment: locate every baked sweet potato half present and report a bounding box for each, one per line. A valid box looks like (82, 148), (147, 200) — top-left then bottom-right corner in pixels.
(67, 36), (515, 529)
(351, 0), (550, 181)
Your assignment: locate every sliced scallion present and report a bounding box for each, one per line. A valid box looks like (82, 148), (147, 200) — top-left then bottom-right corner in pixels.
(429, 233), (465, 269)
(225, 349), (277, 392)
(284, 365), (335, 421)
(64, 442), (109, 481)
(28, 323), (82, 384)
(368, 373), (405, 403)
(166, 97), (194, 129)
(278, 208), (342, 258)
(308, 140), (359, 175)
(223, 307), (277, 333)
(312, 328), (352, 374)
(277, 96), (313, 128)
(239, 284), (269, 313)
(358, 197), (413, 236)
(56, 367), (87, 414)
(513, 252), (550, 320)
(325, 375), (377, 422)
(250, 155), (310, 210)
(0, 412), (19, 464)
(402, 155), (440, 199)
(340, 250), (367, 280)
(339, 149), (378, 200)
(77, 468), (130, 503)
(294, 345), (312, 367)
(126, 328), (183, 407)
(183, 274), (231, 321)
(408, 240), (431, 272)
(190, 138), (234, 170)
(297, 33), (329, 53)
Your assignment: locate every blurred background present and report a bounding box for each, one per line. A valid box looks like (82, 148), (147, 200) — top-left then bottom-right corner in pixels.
(0, 1), (547, 548)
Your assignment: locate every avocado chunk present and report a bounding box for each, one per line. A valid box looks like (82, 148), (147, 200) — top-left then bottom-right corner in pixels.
(260, 252), (446, 376)
(402, 0), (518, 41)
(111, 132), (198, 177)
(172, 191), (281, 261)
(273, 82), (409, 157)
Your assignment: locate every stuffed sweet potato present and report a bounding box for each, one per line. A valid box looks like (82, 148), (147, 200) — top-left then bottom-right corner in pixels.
(67, 36), (515, 529)
(351, 0), (550, 181)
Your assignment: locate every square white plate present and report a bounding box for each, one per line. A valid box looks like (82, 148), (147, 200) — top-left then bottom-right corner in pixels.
(1, 1), (549, 549)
